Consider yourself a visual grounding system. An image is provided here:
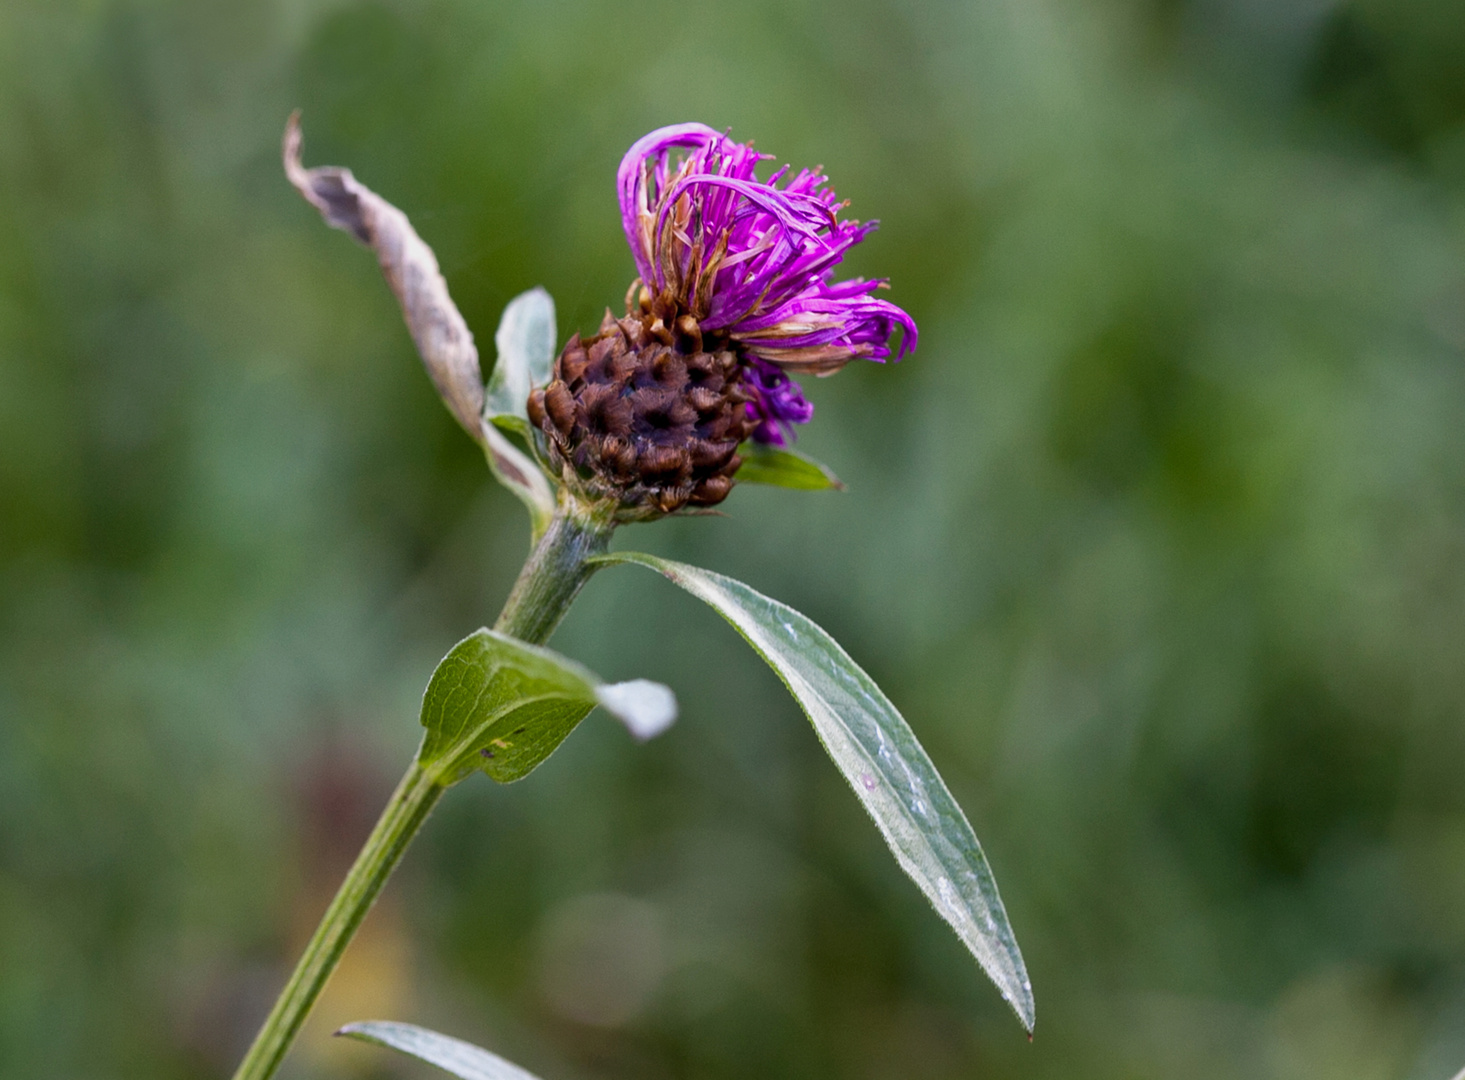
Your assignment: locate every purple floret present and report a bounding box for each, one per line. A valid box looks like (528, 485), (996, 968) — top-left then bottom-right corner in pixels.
(618, 124), (917, 443)
(743, 356), (816, 447)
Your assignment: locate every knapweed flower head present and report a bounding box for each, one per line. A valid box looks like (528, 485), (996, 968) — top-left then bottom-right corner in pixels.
(529, 123), (916, 518)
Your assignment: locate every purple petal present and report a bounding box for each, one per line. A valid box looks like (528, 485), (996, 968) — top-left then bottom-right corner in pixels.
(615, 123), (919, 383)
(743, 356), (815, 445)
(617, 124), (721, 285)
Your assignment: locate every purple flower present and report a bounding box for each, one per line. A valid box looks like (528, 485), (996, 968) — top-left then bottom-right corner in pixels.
(618, 123), (917, 444)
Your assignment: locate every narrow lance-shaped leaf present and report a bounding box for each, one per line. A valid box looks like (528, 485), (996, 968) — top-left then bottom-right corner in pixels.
(736, 441), (845, 491)
(338, 1021), (546, 1080)
(418, 627), (676, 785)
(592, 551), (1035, 1030)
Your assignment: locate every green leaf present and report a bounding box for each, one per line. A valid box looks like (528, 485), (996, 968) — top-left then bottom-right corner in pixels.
(481, 288), (558, 539)
(484, 287), (556, 429)
(736, 442), (845, 490)
(418, 628), (676, 785)
(338, 1020), (546, 1080)
(591, 552), (1035, 1030)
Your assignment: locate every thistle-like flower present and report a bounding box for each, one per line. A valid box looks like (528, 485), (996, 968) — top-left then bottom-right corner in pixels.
(529, 123), (916, 517)
(273, 122), (1033, 1074)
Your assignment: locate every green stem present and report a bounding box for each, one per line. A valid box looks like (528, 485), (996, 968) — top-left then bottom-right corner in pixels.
(230, 499), (613, 1080)
(494, 494), (614, 643)
(230, 761), (443, 1080)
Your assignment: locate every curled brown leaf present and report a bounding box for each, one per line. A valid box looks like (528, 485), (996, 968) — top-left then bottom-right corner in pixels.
(283, 111), (485, 442)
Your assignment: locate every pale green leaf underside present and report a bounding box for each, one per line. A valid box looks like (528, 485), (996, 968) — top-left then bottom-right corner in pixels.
(481, 288), (558, 537)
(338, 1020), (545, 1080)
(592, 552), (1034, 1030)
(418, 628), (675, 785)
(736, 442), (845, 490)
(485, 287), (556, 427)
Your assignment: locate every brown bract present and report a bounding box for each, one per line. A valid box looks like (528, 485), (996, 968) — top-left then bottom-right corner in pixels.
(528, 311), (754, 519)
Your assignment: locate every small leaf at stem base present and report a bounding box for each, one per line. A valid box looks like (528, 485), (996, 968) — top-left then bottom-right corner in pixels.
(338, 1020), (545, 1080)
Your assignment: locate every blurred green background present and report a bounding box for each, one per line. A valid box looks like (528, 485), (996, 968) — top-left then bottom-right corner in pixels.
(4, 0), (1465, 1077)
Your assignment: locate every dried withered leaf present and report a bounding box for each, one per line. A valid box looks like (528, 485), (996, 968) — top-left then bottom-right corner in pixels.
(283, 111), (484, 441)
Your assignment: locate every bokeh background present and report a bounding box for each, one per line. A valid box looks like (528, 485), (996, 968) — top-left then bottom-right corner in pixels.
(4, 0), (1465, 1077)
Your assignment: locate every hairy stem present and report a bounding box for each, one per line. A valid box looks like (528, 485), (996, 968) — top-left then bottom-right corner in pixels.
(230, 501), (613, 1080)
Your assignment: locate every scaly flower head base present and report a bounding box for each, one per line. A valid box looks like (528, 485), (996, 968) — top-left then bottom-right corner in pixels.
(528, 311), (754, 519)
